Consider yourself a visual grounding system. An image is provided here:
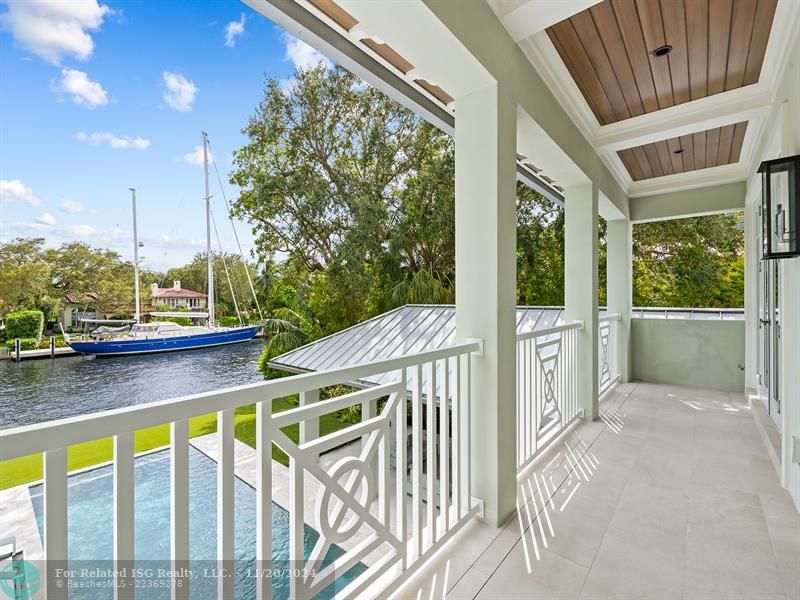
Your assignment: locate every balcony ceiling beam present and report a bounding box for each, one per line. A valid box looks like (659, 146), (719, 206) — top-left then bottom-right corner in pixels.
(593, 85), (773, 155)
(493, 0), (603, 43)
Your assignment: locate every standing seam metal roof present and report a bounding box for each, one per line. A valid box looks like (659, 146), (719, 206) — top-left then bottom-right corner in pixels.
(269, 304), (578, 397)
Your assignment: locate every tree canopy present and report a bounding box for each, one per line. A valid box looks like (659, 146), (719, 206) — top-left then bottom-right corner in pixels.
(229, 66), (745, 376)
(633, 213), (744, 308)
(0, 238), (260, 324)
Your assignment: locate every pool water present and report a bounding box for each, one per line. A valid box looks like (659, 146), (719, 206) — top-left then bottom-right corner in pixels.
(30, 448), (365, 599)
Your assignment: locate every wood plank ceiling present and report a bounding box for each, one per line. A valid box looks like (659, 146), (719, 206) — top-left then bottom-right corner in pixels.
(546, 0), (778, 126)
(617, 121), (748, 181)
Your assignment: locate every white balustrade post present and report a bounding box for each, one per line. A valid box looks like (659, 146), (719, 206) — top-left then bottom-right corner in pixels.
(454, 80), (517, 527)
(170, 420), (190, 600)
(217, 409), (235, 600)
(363, 394), (379, 502)
(607, 218), (632, 382)
(44, 448), (68, 600)
(565, 183), (599, 421)
(299, 389), (319, 444)
(114, 432), (135, 600)
(255, 401), (272, 600)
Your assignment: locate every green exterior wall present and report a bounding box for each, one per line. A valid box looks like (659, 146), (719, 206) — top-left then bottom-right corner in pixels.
(631, 318), (745, 392)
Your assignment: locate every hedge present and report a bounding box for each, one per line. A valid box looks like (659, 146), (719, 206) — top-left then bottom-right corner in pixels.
(5, 337), (39, 351)
(5, 310), (44, 341)
(218, 316), (241, 327)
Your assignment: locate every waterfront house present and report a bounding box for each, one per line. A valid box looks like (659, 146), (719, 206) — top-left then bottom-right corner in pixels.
(2, 1), (799, 599)
(59, 292), (113, 328)
(149, 280), (207, 310)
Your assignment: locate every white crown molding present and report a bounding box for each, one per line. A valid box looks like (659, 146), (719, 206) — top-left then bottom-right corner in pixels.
(520, 31), (599, 146)
(759, 0), (800, 96)
(627, 163), (747, 198)
(601, 153), (633, 191)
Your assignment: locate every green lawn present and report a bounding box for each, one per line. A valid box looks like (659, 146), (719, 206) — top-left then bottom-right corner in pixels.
(0, 394), (352, 491)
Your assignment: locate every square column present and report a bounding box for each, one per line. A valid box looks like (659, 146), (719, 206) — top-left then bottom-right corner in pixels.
(565, 183), (599, 421)
(454, 81), (517, 528)
(606, 219), (632, 382)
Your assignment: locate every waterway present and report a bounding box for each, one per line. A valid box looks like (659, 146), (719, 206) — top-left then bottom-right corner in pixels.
(0, 340), (266, 428)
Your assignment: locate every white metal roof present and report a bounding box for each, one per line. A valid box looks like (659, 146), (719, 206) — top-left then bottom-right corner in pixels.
(269, 304), (576, 397)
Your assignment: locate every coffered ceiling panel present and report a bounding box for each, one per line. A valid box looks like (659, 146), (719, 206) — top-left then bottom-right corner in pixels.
(546, 0), (778, 125)
(617, 121), (747, 180)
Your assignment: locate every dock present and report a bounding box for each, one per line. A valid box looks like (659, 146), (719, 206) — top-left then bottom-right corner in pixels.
(0, 345), (77, 362)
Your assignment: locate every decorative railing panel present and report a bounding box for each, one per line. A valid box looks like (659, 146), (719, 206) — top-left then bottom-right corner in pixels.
(0, 342), (479, 600)
(599, 314), (621, 397)
(516, 321), (582, 471)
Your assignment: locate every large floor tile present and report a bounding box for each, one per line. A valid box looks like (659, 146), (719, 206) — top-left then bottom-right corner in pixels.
(537, 489), (617, 568)
(476, 543), (589, 600)
(579, 530), (683, 600)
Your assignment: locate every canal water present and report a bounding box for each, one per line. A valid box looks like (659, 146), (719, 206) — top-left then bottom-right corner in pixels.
(0, 340), (266, 428)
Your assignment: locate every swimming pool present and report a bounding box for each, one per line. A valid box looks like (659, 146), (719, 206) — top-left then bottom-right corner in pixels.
(29, 448), (364, 599)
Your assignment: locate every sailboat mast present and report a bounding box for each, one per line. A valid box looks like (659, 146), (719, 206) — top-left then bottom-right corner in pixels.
(130, 188), (141, 322)
(203, 131), (215, 326)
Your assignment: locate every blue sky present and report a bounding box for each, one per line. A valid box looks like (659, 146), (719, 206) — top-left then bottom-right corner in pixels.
(0, 0), (329, 271)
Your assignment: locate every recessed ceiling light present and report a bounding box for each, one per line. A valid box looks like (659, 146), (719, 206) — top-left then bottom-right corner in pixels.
(673, 148), (684, 155)
(652, 45), (673, 57)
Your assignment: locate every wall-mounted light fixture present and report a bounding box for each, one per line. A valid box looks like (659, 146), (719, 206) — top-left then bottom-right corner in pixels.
(759, 154), (800, 259)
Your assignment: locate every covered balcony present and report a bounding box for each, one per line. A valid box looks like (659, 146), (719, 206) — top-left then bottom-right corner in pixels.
(1, 0), (799, 599)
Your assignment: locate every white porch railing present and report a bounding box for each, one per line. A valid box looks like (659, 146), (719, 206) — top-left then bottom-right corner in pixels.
(599, 313), (621, 397)
(515, 321), (583, 470)
(0, 342), (480, 600)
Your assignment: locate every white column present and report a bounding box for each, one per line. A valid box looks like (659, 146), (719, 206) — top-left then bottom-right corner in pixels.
(778, 94), (800, 507)
(454, 80), (517, 528)
(606, 218), (632, 382)
(565, 183), (599, 421)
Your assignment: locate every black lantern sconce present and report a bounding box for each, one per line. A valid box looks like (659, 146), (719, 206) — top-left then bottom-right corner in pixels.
(759, 154), (800, 259)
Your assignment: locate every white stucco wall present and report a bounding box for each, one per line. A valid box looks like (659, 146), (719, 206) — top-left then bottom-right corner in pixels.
(631, 319), (745, 392)
(746, 26), (800, 510)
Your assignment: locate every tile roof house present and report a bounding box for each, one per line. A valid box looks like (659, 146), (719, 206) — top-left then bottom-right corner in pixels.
(150, 280), (207, 309)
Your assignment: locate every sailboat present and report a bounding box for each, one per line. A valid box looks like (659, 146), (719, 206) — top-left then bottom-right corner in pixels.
(64, 132), (262, 356)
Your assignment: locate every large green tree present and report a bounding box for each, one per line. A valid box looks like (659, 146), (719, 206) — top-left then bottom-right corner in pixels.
(0, 238), (51, 316)
(633, 213), (744, 308)
(230, 65), (456, 332)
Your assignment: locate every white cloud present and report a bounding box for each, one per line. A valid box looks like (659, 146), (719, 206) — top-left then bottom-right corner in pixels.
(162, 71), (197, 112)
(224, 13), (245, 48)
(13, 220), (96, 237)
(59, 198), (95, 214)
(282, 32), (330, 71)
(36, 212), (56, 226)
(181, 145), (205, 166)
(12, 221), (49, 232)
(54, 68), (108, 108)
(0, 0), (111, 64)
(64, 224), (97, 237)
(0, 179), (41, 206)
(76, 131), (150, 149)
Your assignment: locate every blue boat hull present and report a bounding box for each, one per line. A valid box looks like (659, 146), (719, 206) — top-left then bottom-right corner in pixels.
(67, 326), (261, 356)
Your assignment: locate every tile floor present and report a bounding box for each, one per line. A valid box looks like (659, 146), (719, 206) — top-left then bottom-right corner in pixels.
(394, 382), (800, 600)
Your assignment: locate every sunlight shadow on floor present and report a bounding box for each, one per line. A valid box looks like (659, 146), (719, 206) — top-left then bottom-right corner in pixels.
(515, 432), (601, 574)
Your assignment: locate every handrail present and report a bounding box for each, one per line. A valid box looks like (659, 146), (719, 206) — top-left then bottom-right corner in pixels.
(0, 340), (479, 461)
(633, 306), (744, 313)
(631, 307), (745, 320)
(516, 319), (583, 342)
(599, 313), (621, 323)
